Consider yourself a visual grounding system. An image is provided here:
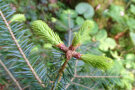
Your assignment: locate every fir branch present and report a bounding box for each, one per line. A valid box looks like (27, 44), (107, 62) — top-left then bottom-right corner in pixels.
(65, 60), (78, 89)
(0, 59), (23, 90)
(31, 18), (114, 89)
(51, 14), (73, 89)
(65, 77), (75, 89)
(74, 60), (78, 76)
(75, 75), (122, 78)
(58, 58), (70, 81)
(51, 58), (70, 90)
(65, 60), (121, 89)
(0, 10), (45, 88)
(52, 45), (114, 89)
(71, 82), (92, 90)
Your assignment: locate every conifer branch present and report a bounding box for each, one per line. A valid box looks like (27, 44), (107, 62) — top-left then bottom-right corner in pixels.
(0, 10), (45, 88)
(65, 60), (78, 89)
(71, 82), (92, 90)
(74, 60), (78, 76)
(51, 49), (81, 89)
(65, 60), (121, 89)
(52, 43), (114, 89)
(51, 58), (70, 90)
(75, 75), (122, 78)
(31, 18), (114, 89)
(0, 59), (23, 90)
(65, 78), (75, 89)
(57, 58), (70, 81)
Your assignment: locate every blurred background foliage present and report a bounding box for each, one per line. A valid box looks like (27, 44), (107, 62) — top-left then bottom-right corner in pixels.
(0, 0), (135, 89)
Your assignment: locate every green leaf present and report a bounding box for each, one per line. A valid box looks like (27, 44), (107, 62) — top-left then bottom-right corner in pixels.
(99, 42), (109, 51)
(132, 0), (135, 3)
(129, 32), (135, 45)
(99, 38), (117, 51)
(126, 18), (135, 31)
(75, 16), (84, 25)
(125, 53), (135, 60)
(111, 24), (126, 34)
(95, 29), (107, 41)
(105, 38), (117, 49)
(75, 2), (94, 18)
(130, 4), (135, 15)
(104, 4), (125, 24)
(89, 21), (99, 35)
(110, 51), (121, 60)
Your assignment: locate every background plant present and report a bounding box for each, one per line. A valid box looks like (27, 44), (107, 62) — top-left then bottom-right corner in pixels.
(0, 0), (135, 90)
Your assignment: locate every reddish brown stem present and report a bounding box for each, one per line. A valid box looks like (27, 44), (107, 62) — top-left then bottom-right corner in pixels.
(49, 0), (57, 3)
(58, 58), (70, 82)
(114, 31), (126, 43)
(57, 50), (81, 82)
(51, 58), (70, 90)
(52, 43), (82, 89)
(57, 43), (68, 52)
(69, 44), (80, 51)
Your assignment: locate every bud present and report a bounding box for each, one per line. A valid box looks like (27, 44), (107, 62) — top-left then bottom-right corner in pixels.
(80, 54), (113, 70)
(31, 20), (63, 46)
(10, 14), (26, 23)
(72, 20), (94, 47)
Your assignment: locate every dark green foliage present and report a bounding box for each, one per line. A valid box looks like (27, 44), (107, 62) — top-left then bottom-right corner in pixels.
(0, 1), (47, 89)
